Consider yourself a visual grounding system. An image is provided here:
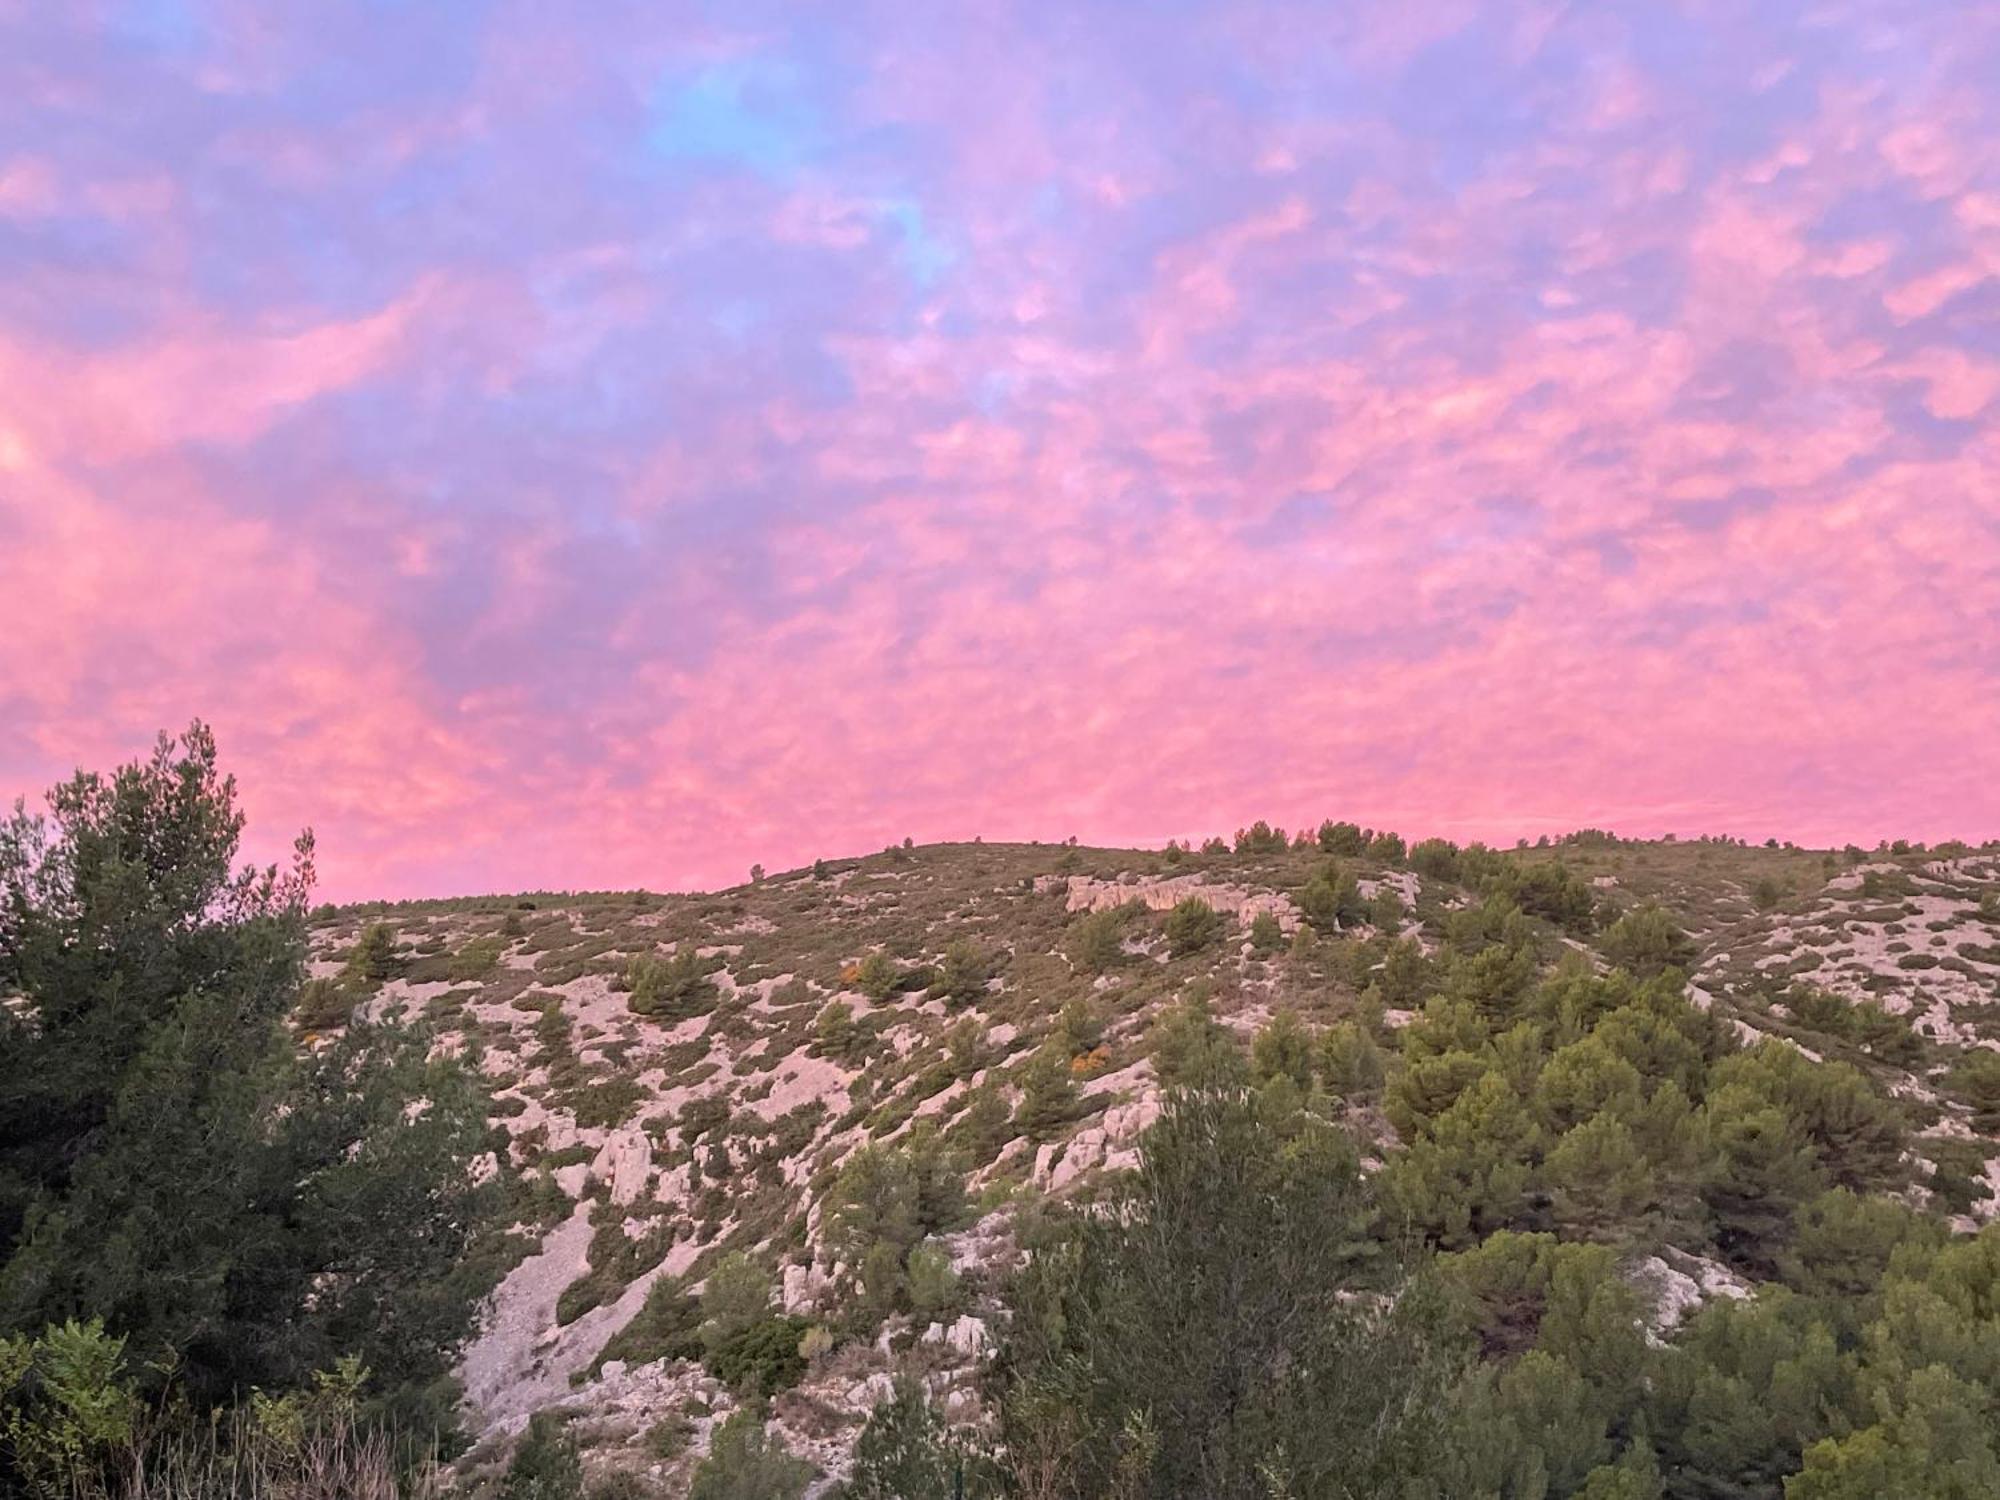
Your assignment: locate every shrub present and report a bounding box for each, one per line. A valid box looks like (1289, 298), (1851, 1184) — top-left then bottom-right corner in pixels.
(847, 1376), (1001, 1499)
(343, 923), (400, 985)
(1066, 908), (1131, 974)
(592, 1276), (702, 1375)
(1297, 867), (1365, 931)
(296, 977), (358, 1030)
(626, 948), (717, 1020)
(1014, 1046), (1082, 1142)
(855, 951), (900, 1001)
(0, 1319), (142, 1496)
(812, 1001), (868, 1063)
(703, 1316), (812, 1398)
(1317, 821), (1367, 855)
(906, 1241), (962, 1319)
(586, 1472), (657, 1500)
(1320, 1021), (1385, 1101)
(1251, 1010), (1316, 1092)
(1599, 904), (1697, 978)
(998, 1090), (1459, 1499)
(1496, 862), (1597, 934)
(688, 1410), (812, 1500)
(937, 940), (990, 1007)
(645, 1413), (694, 1461)
(568, 1076), (644, 1129)
(1234, 821), (1289, 855)
(699, 1255), (772, 1353)
(1164, 898), (1225, 957)
(949, 1085), (1013, 1167)
(502, 1411), (584, 1500)
(1149, 993), (1246, 1090)
(1409, 838), (1462, 881)
(1056, 997), (1105, 1057)
(449, 936), (506, 981)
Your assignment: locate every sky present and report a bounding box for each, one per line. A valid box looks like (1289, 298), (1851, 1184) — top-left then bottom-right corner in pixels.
(2, 1), (1997, 901)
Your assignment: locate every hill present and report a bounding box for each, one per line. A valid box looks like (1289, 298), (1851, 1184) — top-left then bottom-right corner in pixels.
(305, 829), (2000, 1495)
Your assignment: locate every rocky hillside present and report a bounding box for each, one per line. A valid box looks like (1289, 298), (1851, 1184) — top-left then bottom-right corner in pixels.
(306, 831), (2000, 1495)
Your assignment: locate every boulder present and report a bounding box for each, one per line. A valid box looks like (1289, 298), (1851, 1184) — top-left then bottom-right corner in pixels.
(590, 1128), (653, 1206)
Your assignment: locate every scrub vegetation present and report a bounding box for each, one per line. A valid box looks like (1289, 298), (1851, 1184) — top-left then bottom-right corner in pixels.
(7, 730), (2000, 1497)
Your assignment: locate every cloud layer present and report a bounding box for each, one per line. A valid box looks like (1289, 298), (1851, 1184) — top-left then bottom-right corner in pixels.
(4, 1), (1997, 898)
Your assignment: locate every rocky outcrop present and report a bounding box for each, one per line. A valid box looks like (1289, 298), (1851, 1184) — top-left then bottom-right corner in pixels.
(1064, 874), (1301, 932)
(1625, 1250), (1752, 1336)
(590, 1128), (653, 1206)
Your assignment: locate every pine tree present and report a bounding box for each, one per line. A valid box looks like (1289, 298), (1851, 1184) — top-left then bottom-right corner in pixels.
(688, 1410), (812, 1500)
(1014, 1045), (1081, 1141)
(0, 725), (498, 1421)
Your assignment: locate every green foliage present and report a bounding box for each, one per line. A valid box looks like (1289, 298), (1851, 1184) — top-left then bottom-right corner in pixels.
(502, 1411), (584, 1500)
(556, 1216), (672, 1327)
(1147, 993), (1247, 1090)
(644, 1412), (693, 1461)
(1163, 897), (1225, 957)
(0, 724), (498, 1426)
(703, 1315), (811, 1398)
(591, 1274), (702, 1376)
(1377, 936), (1431, 1006)
(816, 1136), (964, 1296)
(854, 950), (901, 1002)
(625, 947), (718, 1019)
(1297, 866), (1365, 931)
(1410, 837), (1462, 881)
(949, 1084), (1013, 1167)
(936, 939), (989, 1007)
(1779, 1188), (1941, 1301)
(1319, 1020), (1384, 1103)
(944, 1017), (989, 1080)
(448, 936), (507, 981)
(997, 1089), (1462, 1500)
(344, 923), (401, 985)
(295, 977), (359, 1030)
(1948, 1050), (2000, 1132)
(813, 1000), (868, 1063)
(1493, 861), (1598, 934)
(0, 1319), (141, 1498)
(1065, 907), (1132, 975)
(699, 1255), (773, 1353)
(1247, 911), (1284, 954)
(1544, 1114), (1658, 1246)
(568, 1075), (644, 1130)
(1233, 821), (1290, 855)
(688, 1410), (812, 1500)
(1055, 997), (1106, 1058)
(905, 1241), (962, 1320)
(1251, 1009), (1315, 1092)
(845, 1376), (1000, 1499)
(1, 1343), (405, 1499)
(1600, 904), (1699, 978)
(1316, 821), (1367, 856)
(1013, 1046), (1081, 1142)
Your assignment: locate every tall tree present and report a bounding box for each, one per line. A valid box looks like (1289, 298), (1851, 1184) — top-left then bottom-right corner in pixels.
(0, 725), (496, 1426)
(998, 1088), (1463, 1500)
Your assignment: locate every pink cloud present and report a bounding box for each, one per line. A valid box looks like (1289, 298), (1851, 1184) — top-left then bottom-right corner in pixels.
(4, 0), (1998, 900)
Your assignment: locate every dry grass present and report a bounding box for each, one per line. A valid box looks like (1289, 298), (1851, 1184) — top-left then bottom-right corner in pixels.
(55, 1416), (439, 1500)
